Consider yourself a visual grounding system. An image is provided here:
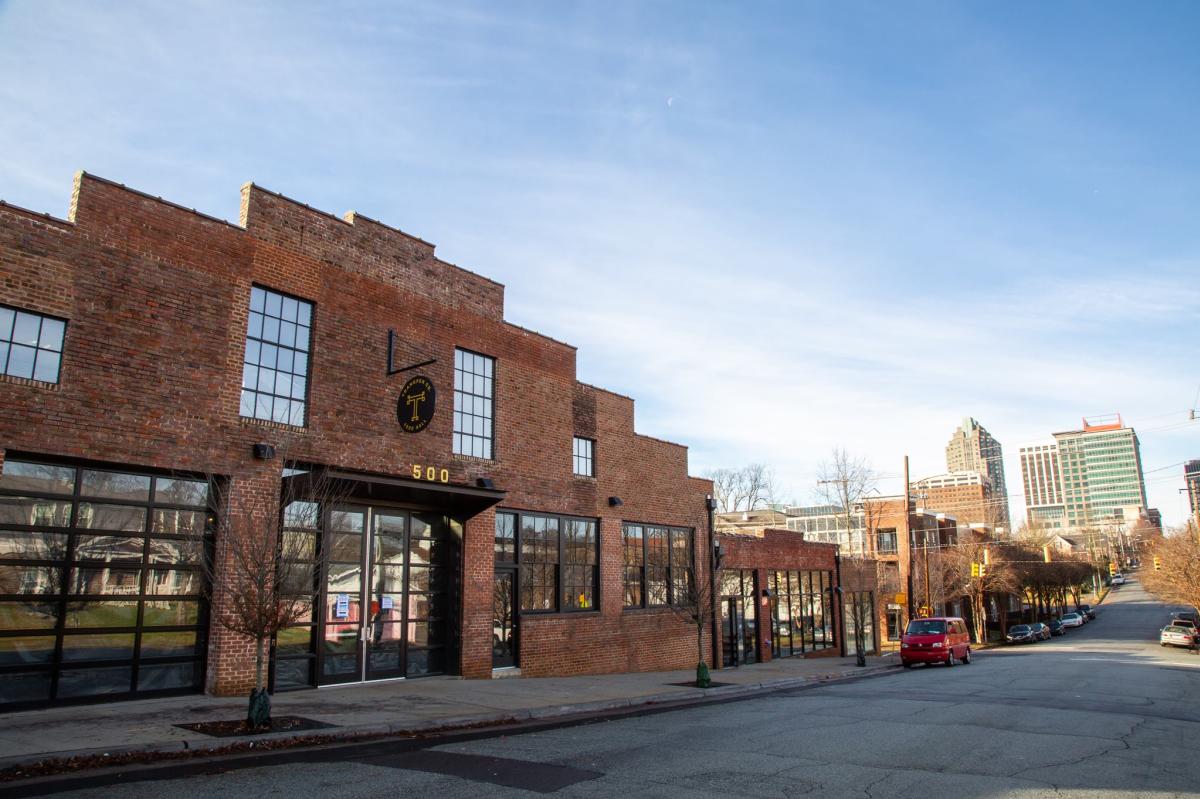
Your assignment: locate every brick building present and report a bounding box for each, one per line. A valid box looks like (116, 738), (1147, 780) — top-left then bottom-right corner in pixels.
(0, 173), (718, 708)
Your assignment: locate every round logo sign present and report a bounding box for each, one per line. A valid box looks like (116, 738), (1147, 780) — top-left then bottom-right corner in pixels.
(397, 375), (436, 433)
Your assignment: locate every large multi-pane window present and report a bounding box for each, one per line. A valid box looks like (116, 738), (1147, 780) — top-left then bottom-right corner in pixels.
(0, 460), (210, 707)
(241, 286), (312, 427)
(875, 529), (898, 554)
(0, 305), (66, 384)
(453, 349), (494, 459)
(622, 524), (693, 608)
(495, 511), (597, 613)
(572, 437), (594, 477)
(769, 569), (836, 657)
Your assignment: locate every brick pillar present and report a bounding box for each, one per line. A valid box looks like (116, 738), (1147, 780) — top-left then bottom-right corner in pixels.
(756, 567), (773, 663)
(460, 506), (495, 679)
(205, 464), (282, 696)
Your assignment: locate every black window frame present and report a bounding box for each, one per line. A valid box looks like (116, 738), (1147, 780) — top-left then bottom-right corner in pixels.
(240, 285), (314, 428)
(0, 304), (67, 384)
(0, 455), (212, 709)
(621, 523), (694, 609)
(453, 348), (495, 460)
(572, 437), (595, 477)
(495, 510), (599, 615)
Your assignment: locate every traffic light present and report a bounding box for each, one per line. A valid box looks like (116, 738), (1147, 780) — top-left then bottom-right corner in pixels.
(971, 562), (980, 577)
(1154, 556), (1162, 571)
(1108, 562), (1117, 575)
(980, 563), (987, 578)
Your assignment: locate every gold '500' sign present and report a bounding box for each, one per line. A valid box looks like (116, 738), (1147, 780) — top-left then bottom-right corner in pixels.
(412, 464), (450, 484)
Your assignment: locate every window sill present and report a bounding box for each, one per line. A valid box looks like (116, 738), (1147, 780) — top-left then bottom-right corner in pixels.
(452, 453), (497, 465)
(519, 608), (600, 618)
(621, 605), (682, 614)
(0, 373), (60, 391)
(239, 416), (307, 433)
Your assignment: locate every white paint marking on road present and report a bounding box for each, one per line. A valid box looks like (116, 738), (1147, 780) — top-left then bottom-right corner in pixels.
(1070, 657), (1200, 669)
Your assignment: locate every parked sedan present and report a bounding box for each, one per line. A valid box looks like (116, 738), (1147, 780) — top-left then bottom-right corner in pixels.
(1161, 625), (1198, 649)
(1029, 622), (1051, 641)
(1006, 624), (1036, 644)
(1047, 619), (1066, 636)
(1061, 612), (1085, 628)
(1078, 604), (1097, 620)
(1170, 618), (1197, 635)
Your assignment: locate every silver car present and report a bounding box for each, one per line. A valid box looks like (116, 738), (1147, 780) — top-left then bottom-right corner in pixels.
(1161, 625), (1197, 649)
(1061, 612), (1084, 628)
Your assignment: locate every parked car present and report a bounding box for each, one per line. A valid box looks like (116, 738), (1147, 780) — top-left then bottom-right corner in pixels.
(1029, 622), (1051, 641)
(1111, 574), (1126, 586)
(900, 617), (972, 668)
(1006, 624), (1036, 644)
(1161, 625), (1198, 649)
(1061, 612), (1085, 628)
(1172, 611), (1199, 627)
(1047, 619), (1066, 636)
(1170, 618), (1197, 634)
(1078, 604), (1097, 620)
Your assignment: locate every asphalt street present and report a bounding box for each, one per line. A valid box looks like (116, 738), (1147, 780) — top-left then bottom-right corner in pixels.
(25, 573), (1200, 798)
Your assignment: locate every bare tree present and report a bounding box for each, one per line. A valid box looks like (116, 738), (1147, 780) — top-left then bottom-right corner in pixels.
(815, 449), (878, 556)
(202, 456), (348, 728)
(1142, 529), (1200, 617)
(707, 463), (777, 513)
(669, 563), (718, 687)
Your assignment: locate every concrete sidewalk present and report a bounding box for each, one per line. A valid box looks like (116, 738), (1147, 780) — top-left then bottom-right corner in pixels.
(0, 652), (899, 773)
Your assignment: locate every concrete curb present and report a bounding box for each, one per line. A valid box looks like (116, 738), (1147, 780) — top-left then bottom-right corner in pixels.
(0, 663), (900, 779)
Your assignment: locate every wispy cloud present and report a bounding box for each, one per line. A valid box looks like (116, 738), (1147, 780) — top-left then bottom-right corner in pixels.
(2, 1), (1198, 522)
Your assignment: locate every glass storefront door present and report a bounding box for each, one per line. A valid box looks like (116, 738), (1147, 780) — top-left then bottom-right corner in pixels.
(315, 505), (457, 686)
(721, 569), (757, 666)
(492, 570), (516, 669)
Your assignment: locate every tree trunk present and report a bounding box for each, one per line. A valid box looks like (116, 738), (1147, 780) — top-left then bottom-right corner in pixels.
(247, 635), (271, 729)
(854, 601), (867, 667)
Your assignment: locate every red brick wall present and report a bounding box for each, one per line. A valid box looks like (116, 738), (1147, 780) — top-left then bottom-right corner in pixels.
(0, 174), (713, 694)
(718, 529), (843, 662)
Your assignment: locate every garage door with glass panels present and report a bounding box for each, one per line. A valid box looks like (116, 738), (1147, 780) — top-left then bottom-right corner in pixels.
(0, 459), (209, 708)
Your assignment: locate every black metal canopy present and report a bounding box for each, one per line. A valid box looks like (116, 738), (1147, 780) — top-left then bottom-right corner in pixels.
(282, 466), (506, 518)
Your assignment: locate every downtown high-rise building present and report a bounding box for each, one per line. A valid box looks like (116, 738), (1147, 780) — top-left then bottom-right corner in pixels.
(1019, 442), (1064, 529)
(1019, 415), (1148, 533)
(1185, 460), (1200, 522)
(944, 417), (1009, 526)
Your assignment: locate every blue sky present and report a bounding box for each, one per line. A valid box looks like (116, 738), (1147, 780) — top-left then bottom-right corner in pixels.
(2, 1), (1198, 525)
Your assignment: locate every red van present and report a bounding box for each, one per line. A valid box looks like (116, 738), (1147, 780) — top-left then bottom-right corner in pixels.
(900, 617), (972, 668)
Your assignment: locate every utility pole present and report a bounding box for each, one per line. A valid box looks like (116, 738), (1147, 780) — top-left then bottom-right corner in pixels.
(904, 455), (914, 619)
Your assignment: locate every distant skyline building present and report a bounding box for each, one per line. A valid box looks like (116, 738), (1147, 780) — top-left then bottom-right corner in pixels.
(944, 417), (1009, 526)
(1019, 441), (1065, 530)
(1185, 460), (1200, 522)
(1021, 415), (1150, 535)
(911, 471), (995, 529)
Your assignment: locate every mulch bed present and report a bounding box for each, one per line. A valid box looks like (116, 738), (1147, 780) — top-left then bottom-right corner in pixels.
(174, 716), (336, 738)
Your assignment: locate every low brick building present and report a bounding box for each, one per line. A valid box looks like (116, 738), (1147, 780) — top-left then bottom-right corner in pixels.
(714, 526), (849, 665)
(0, 173), (715, 708)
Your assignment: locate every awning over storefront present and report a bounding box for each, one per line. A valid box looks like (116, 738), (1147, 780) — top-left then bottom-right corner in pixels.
(283, 467), (506, 518)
